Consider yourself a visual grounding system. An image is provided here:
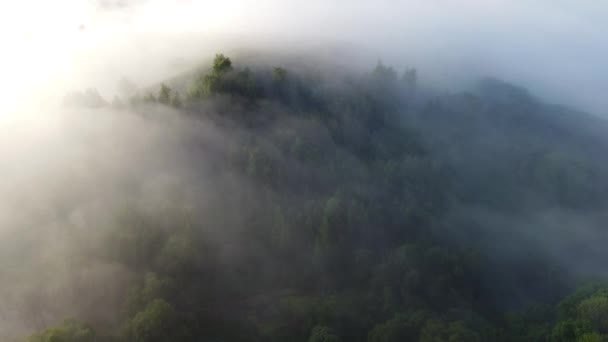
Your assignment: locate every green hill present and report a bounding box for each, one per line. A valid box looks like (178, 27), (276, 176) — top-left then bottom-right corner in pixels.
(30, 53), (608, 342)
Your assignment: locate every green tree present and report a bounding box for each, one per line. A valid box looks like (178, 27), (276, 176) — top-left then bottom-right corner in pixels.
(273, 67), (287, 82)
(271, 205), (291, 250)
(308, 325), (341, 342)
(187, 54), (232, 99)
(402, 67), (417, 91)
(551, 319), (588, 342)
(127, 272), (173, 314)
(155, 234), (199, 276)
(578, 296), (608, 334)
(188, 54), (233, 98)
(577, 332), (604, 342)
(212, 53), (232, 75)
(26, 321), (95, 342)
(315, 196), (344, 254)
(157, 83), (171, 105)
(418, 319), (480, 342)
(368, 312), (427, 342)
(170, 92), (182, 108)
(372, 61), (397, 83)
(106, 210), (165, 271)
(124, 299), (191, 342)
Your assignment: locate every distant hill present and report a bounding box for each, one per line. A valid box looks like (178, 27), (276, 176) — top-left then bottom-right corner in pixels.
(24, 52), (608, 342)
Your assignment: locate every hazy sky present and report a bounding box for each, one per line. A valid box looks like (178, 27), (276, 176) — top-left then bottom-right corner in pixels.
(0, 0), (606, 115)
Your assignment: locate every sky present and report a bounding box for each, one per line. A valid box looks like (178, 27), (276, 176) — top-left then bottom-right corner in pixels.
(0, 0), (606, 116)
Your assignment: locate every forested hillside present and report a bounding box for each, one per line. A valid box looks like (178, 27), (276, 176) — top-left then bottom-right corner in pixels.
(22, 53), (608, 342)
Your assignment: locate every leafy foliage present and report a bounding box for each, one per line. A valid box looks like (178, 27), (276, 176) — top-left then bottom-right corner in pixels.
(26, 321), (96, 342)
(36, 52), (608, 342)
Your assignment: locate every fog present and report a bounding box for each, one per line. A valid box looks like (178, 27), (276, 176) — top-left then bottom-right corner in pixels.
(1, 0), (607, 116)
(0, 103), (285, 337)
(1, 1), (608, 340)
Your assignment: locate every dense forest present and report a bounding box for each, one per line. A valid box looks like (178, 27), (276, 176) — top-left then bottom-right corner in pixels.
(18, 53), (608, 342)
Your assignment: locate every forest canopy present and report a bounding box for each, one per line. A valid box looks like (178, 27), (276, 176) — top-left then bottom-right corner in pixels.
(15, 52), (608, 342)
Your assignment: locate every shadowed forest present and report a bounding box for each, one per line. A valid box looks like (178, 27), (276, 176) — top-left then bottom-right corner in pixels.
(10, 52), (608, 342)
